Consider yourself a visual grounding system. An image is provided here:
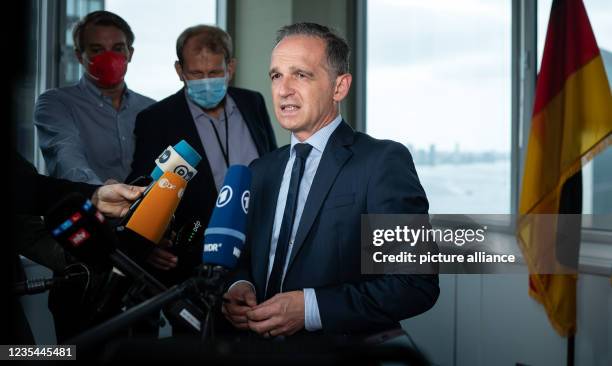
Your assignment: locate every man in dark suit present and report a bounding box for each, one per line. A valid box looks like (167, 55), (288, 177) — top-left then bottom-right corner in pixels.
(126, 25), (277, 278)
(222, 23), (439, 339)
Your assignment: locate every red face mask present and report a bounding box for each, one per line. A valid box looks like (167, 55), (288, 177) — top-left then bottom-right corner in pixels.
(86, 51), (128, 88)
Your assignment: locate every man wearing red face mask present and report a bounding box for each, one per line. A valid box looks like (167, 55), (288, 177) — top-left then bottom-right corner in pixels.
(34, 11), (155, 186)
(32, 11), (155, 342)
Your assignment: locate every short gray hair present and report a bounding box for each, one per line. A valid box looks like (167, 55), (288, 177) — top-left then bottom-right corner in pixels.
(176, 24), (233, 65)
(275, 22), (350, 77)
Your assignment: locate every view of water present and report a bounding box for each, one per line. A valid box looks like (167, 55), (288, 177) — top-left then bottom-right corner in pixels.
(416, 160), (511, 214)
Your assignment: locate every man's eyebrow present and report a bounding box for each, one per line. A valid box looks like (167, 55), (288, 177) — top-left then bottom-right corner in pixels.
(269, 66), (314, 78)
(290, 67), (314, 77)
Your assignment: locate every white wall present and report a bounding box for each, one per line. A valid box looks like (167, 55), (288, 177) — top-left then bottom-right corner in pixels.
(403, 272), (612, 366)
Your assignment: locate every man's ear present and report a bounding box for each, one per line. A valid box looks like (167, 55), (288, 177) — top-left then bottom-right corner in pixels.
(227, 58), (237, 82)
(175, 61), (184, 82)
(127, 46), (134, 62)
(333, 73), (353, 102)
(75, 50), (84, 65)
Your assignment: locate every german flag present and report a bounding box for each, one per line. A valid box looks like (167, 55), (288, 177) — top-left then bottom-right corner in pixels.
(518, 0), (612, 337)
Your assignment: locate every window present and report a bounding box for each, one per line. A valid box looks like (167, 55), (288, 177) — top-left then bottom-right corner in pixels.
(105, 0), (217, 101)
(60, 0), (104, 86)
(366, 0), (512, 214)
(13, 1), (41, 163)
(538, 0), (612, 231)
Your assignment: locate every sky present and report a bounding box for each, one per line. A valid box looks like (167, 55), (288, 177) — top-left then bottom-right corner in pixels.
(366, 0), (611, 153)
(365, 0), (510, 153)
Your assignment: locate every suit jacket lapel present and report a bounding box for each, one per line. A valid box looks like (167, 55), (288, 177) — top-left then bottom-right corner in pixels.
(286, 122), (354, 272)
(253, 148), (289, 291)
(228, 87), (266, 156)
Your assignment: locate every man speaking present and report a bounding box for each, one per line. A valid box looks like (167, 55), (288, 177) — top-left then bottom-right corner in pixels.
(223, 23), (439, 339)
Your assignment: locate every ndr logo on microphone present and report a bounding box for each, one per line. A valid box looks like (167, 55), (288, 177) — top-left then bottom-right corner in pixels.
(204, 243), (222, 252)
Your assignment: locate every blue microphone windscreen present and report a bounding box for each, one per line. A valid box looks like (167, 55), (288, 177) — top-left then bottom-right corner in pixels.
(151, 166), (164, 181)
(202, 165), (252, 268)
(174, 140), (202, 168)
(150, 140), (202, 181)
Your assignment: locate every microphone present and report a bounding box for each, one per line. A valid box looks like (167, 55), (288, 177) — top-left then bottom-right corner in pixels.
(125, 171), (187, 245)
(176, 218), (206, 252)
(173, 218), (206, 279)
(151, 140), (202, 182)
(13, 272), (87, 295)
(121, 140), (202, 225)
(45, 193), (206, 333)
(45, 193), (165, 285)
(193, 165), (251, 340)
(202, 165), (252, 270)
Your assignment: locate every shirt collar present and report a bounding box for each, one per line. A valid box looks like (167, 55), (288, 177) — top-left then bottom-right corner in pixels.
(184, 88), (237, 122)
(79, 75), (130, 105)
(290, 114), (343, 156)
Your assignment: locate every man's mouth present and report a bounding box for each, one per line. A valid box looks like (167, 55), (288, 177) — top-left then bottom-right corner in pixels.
(280, 104), (300, 112)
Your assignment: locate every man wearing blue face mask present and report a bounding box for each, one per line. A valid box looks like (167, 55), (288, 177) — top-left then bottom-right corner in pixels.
(127, 25), (277, 284)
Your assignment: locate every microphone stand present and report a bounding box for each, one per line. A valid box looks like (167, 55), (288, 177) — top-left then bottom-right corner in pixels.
(65, 262), (231, 349)
(195, 264), (229, 342)
(65, 276), (205, 351)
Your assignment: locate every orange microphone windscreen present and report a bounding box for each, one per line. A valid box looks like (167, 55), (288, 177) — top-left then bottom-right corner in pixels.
(126, 171), (187, 244)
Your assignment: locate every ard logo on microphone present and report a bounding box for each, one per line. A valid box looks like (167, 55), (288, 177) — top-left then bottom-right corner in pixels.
(217, 186), (233, 207)
(241, 191), (250, 214)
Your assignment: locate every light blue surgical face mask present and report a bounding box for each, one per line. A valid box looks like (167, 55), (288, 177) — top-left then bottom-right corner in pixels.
(185, 75), (228, 109)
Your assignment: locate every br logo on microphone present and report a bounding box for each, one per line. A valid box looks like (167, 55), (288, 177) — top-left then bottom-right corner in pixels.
(216, 186), (233, 207)
(241, 191), (250, 214)
(159, 149), (172, 163)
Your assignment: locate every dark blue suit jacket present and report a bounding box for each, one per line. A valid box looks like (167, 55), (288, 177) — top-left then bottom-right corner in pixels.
(236, 121), (439, 336)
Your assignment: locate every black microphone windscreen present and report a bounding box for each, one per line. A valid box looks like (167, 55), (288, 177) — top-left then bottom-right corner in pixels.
(45, 193), (116, 267)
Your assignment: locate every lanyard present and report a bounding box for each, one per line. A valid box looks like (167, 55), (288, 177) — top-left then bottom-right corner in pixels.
(209, 107), (230, 168)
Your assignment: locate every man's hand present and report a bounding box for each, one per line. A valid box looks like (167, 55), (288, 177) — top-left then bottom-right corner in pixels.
(246, 291), (305, 337)
(222, 282), (257, 330)
(146, 237), (178, 270)
(91, 183), (146, 218)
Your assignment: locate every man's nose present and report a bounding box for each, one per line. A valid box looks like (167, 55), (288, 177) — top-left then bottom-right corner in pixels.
(277, 77), (295, 98)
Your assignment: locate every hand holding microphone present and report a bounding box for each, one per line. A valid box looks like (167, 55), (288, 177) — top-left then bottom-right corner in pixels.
(91, 183), (146, 218)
